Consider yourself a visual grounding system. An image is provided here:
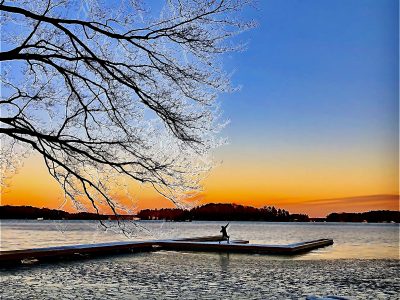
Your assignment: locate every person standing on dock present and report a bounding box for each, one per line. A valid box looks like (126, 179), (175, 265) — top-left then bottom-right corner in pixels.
(220, 223), (230, 243)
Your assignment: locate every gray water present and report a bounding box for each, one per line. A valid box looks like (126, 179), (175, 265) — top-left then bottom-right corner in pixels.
(1, 220), (399, 299)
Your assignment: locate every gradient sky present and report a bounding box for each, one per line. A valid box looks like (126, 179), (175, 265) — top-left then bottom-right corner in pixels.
(1, 0), (399, 217)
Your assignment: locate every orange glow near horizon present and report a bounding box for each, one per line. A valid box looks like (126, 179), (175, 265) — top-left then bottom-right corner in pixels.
(1, 0), (399, 221)
(1, 151), (398, 217)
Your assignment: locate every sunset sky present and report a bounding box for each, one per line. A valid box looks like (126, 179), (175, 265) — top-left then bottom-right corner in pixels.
(1, 0), (398, 217)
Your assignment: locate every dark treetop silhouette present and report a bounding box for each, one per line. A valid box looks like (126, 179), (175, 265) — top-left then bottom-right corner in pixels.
(1, 204), (398, 222)
(137, 203), (310, 222)
(0, 0), (253, 215)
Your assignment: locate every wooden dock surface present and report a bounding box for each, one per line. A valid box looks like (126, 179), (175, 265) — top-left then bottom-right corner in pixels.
(160, 238), (333, 254)
(0, 238), (333, 266)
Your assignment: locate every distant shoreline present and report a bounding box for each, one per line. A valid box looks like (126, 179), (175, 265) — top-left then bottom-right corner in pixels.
(1, 204), (398, 223)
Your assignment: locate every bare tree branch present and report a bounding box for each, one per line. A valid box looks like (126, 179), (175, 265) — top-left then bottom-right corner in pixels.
(0, 0), (253, 216)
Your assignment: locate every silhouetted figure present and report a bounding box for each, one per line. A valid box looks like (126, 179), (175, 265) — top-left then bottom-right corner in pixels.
(220, 223), (230, 243)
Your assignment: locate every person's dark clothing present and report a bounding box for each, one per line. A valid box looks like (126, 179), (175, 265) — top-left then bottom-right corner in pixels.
(220, 224), (229, 243)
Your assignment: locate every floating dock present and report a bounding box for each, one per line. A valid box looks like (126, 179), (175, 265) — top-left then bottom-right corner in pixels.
(160, 238), (333, 254)
(0, 237), (333, 266)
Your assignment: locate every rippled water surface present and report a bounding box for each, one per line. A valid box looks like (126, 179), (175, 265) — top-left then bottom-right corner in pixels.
(1, 221), (399, 299)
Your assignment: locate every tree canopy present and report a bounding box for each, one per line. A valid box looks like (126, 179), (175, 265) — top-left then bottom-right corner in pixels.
(0, 0), (253, 214)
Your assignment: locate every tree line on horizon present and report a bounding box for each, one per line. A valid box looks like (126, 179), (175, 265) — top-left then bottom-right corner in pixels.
(0, 205), (109, 220)
(326, 211), (399, 223)
(0, 204), (398, 223)
(138, 203), (310, 222)
(139, 204), (399, 223)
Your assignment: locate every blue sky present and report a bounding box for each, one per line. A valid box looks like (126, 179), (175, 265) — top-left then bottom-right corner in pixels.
(2, 0), (398, 215)
(219, 0), (398, 157)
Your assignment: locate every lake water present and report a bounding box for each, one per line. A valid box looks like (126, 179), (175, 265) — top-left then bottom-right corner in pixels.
(1, 220), (399, 299)
(1, 220), (399, 259)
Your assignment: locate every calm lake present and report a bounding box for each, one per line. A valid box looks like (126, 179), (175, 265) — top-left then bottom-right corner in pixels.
(1, 220), (399, 259)
(1, 221), (399, 299)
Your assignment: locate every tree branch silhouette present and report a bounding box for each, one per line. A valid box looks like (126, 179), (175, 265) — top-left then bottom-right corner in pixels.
(0, 0), (253, 215)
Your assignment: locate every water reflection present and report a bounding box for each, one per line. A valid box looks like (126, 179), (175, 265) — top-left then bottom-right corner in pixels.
(218, 252), (230, 273)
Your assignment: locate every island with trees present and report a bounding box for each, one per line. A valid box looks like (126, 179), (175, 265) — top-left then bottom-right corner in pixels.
(1, 204), (398, 223)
